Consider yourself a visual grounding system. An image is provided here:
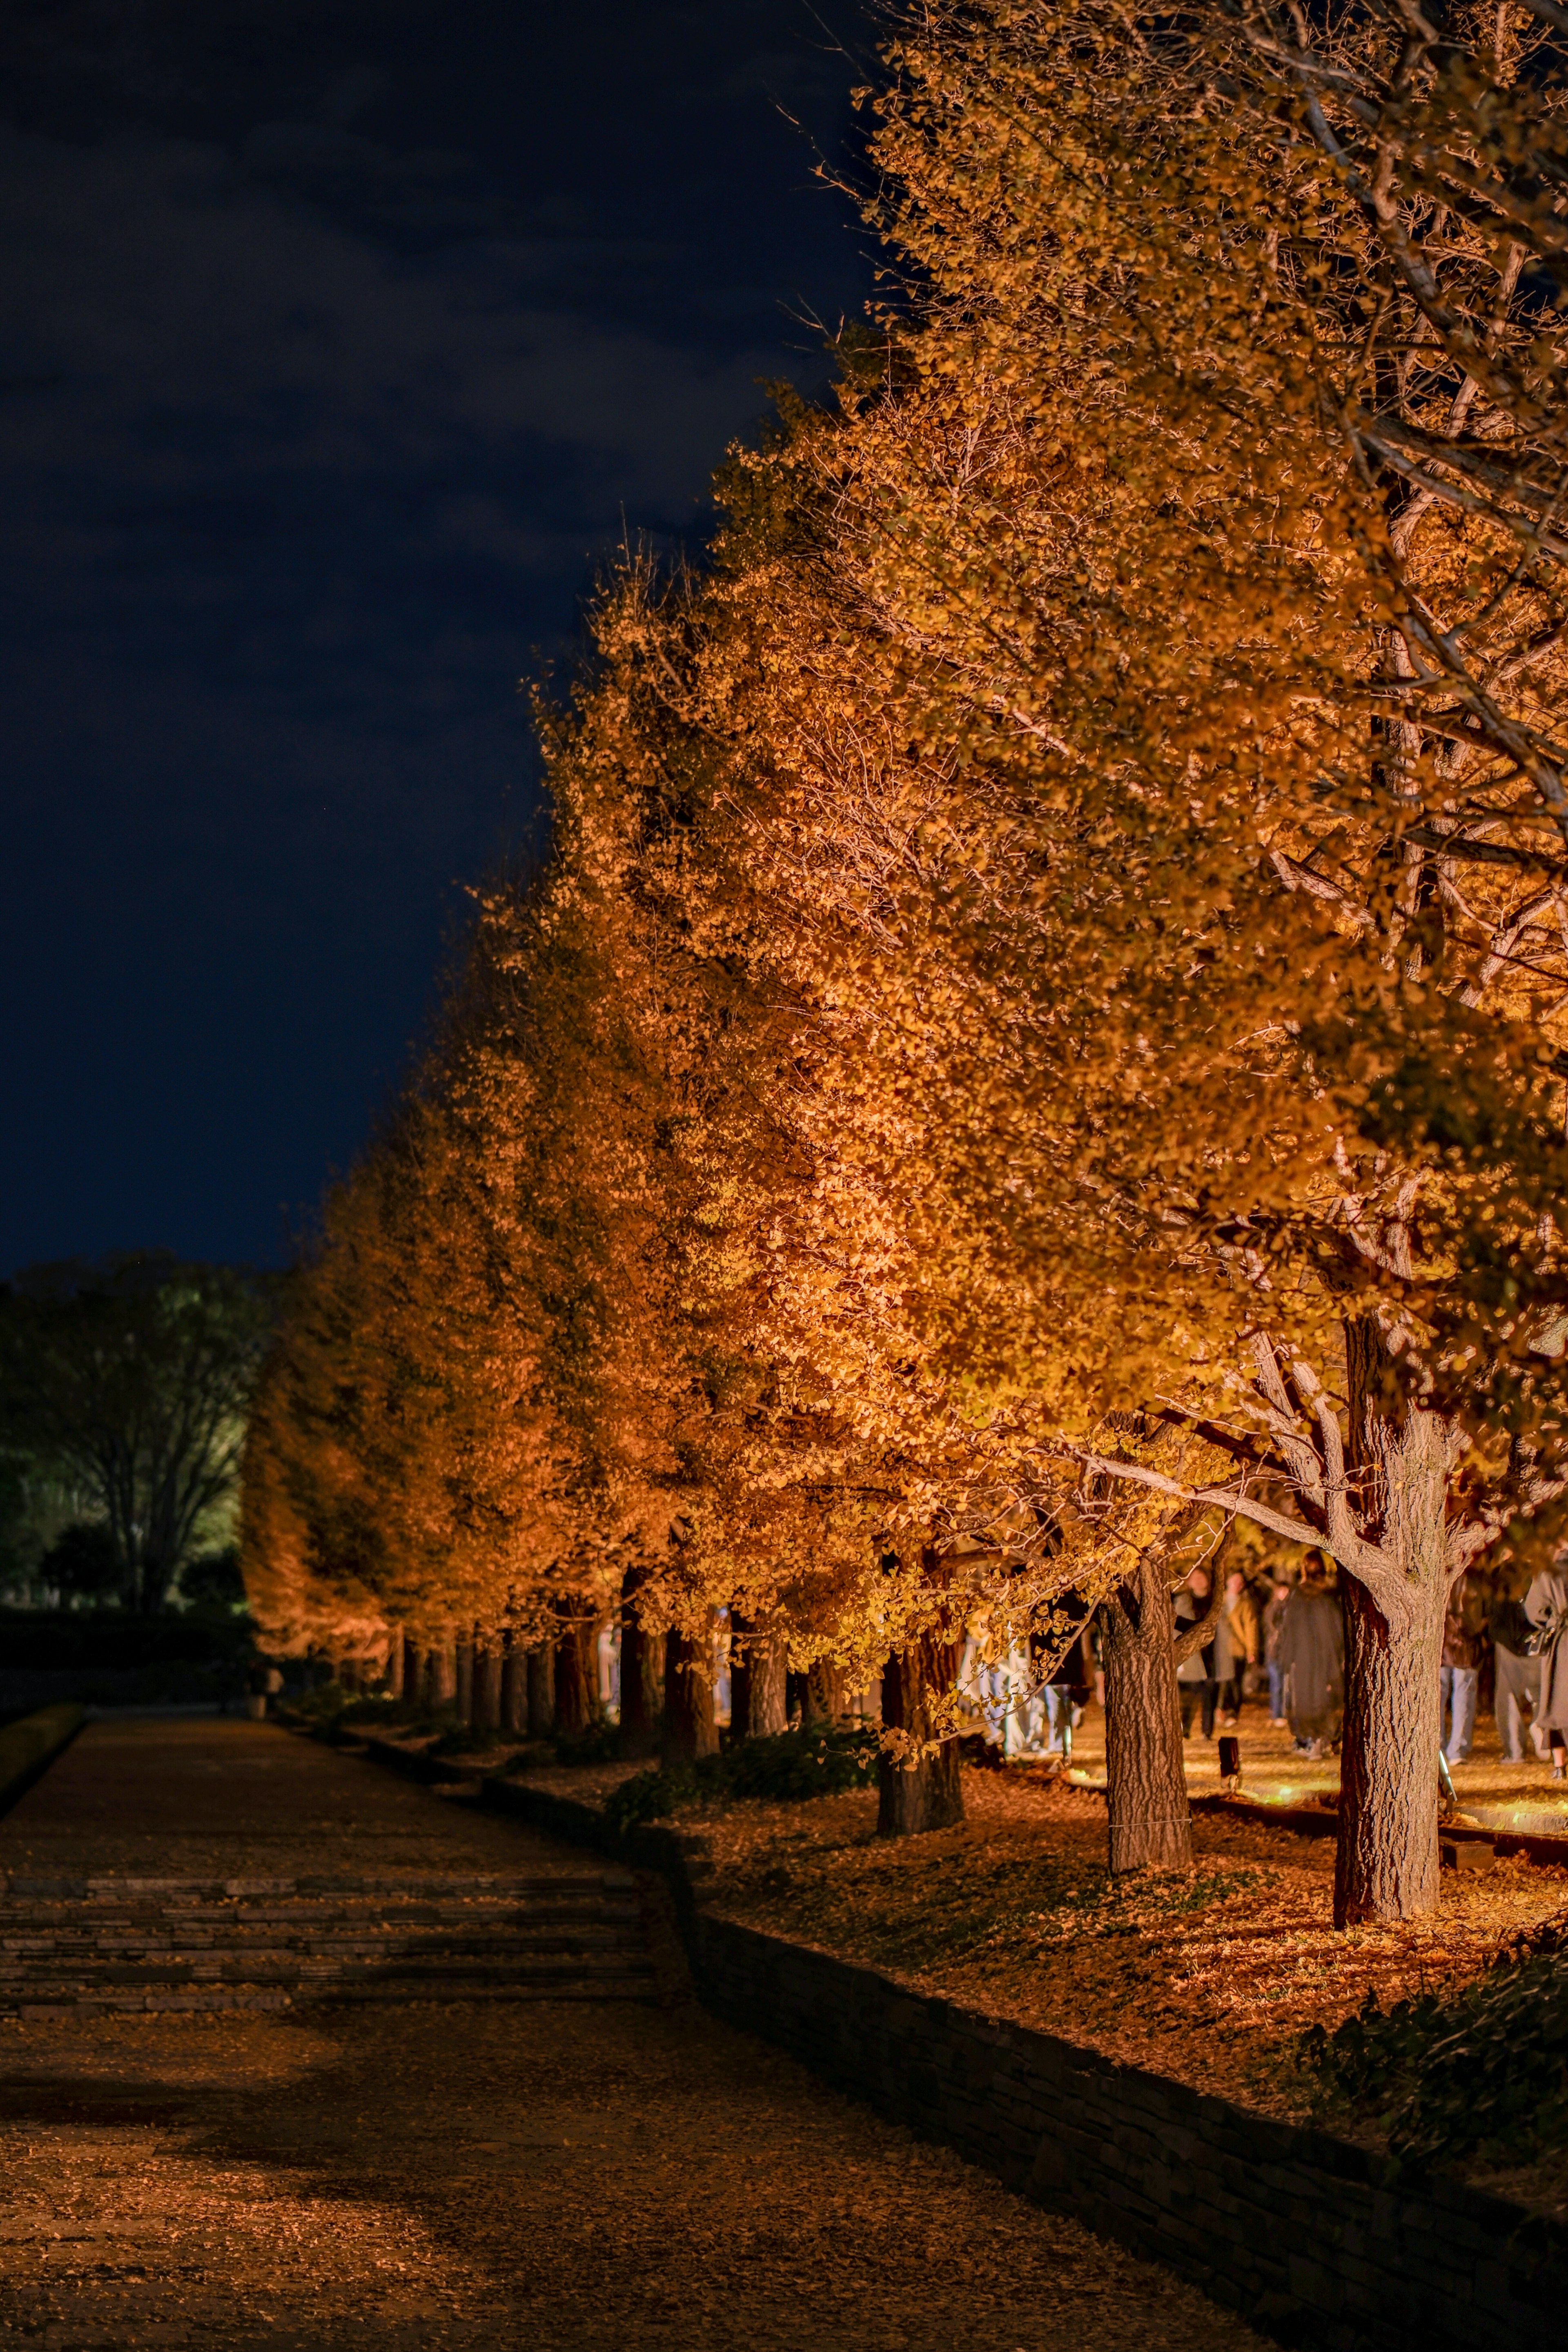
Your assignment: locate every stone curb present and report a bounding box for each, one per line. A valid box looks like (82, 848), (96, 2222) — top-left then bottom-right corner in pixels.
(0, 1703), (84, 1822)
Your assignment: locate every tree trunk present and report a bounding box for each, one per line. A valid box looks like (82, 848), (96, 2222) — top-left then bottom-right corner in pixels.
(525, 1644), (555, 1739)
(876, 1630), (964, 1836)
(400, 1634), (421, 1706)
(424, 1644), (457, 1709)
(472, 1641), (501, 1734)
(728, 1612), (787, 1740)
(785, 1668), (810, 1727)
(618, 1573), (662, 1759)
(499, 1634), (523, 1734)
(1100, 1551), (1193, 1874)
(553, 1612), (595, 1739)
(454, 1638), (474, 1727)
(750, 1625), (788, 1736)
(1335, 1316), (1449, 1926)
(806, 1659), (846, 1726)
(663, 1621), (719, 1763)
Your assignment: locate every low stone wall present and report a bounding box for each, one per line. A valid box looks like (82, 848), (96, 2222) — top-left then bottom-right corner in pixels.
(691, 1912), (1563, 2352)
(470, 1768), (1568, 2342)
(387, 1759), (1566, 2350)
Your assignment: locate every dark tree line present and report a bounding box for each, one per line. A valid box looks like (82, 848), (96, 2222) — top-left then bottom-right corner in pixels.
(0, 1253), (274, 1614)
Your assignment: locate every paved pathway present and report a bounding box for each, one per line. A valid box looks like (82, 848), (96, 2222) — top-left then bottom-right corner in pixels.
(0, 1720), (1270, 2352)
(0, 1715), (585, 1882)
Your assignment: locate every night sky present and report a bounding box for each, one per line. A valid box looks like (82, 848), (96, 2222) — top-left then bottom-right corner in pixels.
(1, 0), (876, 1273)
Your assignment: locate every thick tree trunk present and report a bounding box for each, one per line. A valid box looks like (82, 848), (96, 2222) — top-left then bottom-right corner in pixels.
(784, 1668), (810, 1727)
(499, 1635), (523, 1734)
(1100, 1552), (1193, 1874)
(618, 1570), (662, 1758)
(553, 1612), (595, 1739)
(472, 1641), (501, 1734)
(399, 1634), (421, 1706)
(454, 1639), (474, 1727)
(1335, 1316), (1450, 1927)
(876, 1631), (964, 1836)
(525, 1644), (555, 1739)
(663, 1621), (719, 1763)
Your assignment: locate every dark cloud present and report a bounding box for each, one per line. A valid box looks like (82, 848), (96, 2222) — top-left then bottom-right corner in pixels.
(0, 0), (876, 1269)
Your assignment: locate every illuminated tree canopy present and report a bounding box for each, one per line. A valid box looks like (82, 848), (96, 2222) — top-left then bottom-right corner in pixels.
(242, 0), (1568, 1919)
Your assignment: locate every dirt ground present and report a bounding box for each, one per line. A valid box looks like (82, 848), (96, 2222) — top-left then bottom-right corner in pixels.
(697, 1771), (1567, 2118)
(0, 1721), (1275, 2352)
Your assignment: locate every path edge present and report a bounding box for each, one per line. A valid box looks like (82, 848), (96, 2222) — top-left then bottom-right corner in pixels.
(0, 1702), (85, 1822)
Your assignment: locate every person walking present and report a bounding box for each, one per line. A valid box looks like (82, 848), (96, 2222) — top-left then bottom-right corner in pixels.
(1214, 1567), (1261, 1727)
(1490, 1581), (1544, 1766)
(1263, 1575), (1292, 1727)
(1033, 1596), (1093, 1757)
(1174, 1567), (1220, 1741)
(1525, 1561), (1568, 1781)
(1277, 1554), (1343, 1758)
(1440, 1574), (1486, 1765)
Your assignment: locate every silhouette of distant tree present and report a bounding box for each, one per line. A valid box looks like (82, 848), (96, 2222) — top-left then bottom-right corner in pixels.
(0, 1254), (275, 1613)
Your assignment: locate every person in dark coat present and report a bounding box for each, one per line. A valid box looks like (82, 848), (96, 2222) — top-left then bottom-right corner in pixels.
(1490, 1582), (1544, 1765)
(1277, 1553), (1343, 1757)
(1263, 1576), (1292, 1726)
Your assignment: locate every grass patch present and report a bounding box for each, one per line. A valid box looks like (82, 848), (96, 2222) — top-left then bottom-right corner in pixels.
(606, 1726), (877, 1834)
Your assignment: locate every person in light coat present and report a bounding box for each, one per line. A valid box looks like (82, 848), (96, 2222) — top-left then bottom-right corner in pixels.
(1524, 1563), (1568, 1781)
(1213, 1568), (1261, 1727)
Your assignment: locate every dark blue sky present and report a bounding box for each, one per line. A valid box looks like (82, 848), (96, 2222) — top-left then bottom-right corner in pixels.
(0, 0), (876, 1271)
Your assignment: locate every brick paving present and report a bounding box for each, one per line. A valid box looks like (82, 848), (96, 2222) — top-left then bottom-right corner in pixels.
(0, 1719), (1271, 2351)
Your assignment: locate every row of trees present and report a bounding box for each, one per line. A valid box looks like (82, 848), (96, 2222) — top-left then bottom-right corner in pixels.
(244, 0), (1568, 1923)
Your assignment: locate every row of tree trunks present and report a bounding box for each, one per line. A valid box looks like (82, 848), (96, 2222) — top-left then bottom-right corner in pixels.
(378, 1625), (578, 1739)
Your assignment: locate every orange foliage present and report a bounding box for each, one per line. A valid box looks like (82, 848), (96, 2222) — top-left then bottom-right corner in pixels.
(242, 6), (1568, 1885)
